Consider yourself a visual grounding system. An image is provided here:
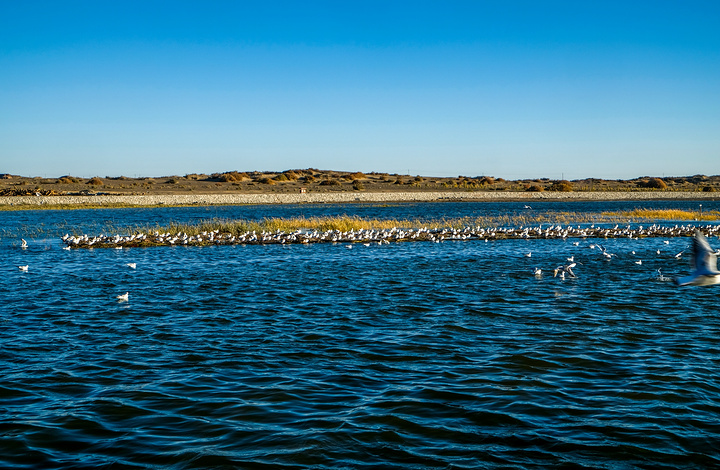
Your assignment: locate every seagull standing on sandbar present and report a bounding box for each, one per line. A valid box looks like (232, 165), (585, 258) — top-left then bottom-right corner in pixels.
(675, 231), (720, 286)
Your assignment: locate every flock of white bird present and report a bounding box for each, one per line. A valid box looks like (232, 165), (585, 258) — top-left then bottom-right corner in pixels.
(530, 230), (720, 286)
(15, 224), (720, 302)
(59, 223), (720, 249)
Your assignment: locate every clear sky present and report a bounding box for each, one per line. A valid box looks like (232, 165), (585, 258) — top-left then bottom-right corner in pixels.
(1, 1), (719, 179)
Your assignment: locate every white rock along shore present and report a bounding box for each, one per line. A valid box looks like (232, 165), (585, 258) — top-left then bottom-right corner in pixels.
(0, 191), (717, 207)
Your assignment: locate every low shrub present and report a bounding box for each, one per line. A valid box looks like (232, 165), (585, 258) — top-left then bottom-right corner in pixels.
(58, 176), (80, 184)
(86, 177), (103, 185)
(636, 178), (668, 189)
(217, 171), (248, 182)
(547, 180), (573, 192)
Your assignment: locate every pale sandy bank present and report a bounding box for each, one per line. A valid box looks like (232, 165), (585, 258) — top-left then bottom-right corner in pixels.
(0, 191), (718, 208)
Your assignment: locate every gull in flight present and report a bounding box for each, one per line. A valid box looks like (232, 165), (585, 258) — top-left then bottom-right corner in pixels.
(598, 245), (615, 260)
(116, 292), (129, 302)
(21, 239), (27, 249)
(126, 263), (137, 269)
(18, 265), (29, 272)
(533, 267), (542, 276)
(675, 231), (720, 286)
(554, 263), (577, 278)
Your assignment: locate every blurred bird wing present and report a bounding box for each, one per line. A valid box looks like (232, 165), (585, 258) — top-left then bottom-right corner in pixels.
(693, 231), (720, 275)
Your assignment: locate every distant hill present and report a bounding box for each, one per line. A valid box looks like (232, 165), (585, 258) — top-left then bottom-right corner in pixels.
(1, 170), (718, 196)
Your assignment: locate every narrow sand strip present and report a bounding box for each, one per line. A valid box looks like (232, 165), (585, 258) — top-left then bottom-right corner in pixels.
(0, 191), (717, 207)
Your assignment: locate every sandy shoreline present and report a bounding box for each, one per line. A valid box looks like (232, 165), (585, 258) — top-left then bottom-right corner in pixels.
(0, 191), (718, 207)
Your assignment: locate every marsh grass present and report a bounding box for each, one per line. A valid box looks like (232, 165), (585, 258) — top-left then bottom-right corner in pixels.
(10, 211), (717, 240)
(123, 212), (631, 238)
(602, 209), (720, 221)
(130, 216), (414, 237)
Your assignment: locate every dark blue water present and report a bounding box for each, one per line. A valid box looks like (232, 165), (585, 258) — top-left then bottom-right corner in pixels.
(2, 202), (720, 469)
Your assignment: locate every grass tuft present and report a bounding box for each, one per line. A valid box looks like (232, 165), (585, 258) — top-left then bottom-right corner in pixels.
(602, 208), (719, 221)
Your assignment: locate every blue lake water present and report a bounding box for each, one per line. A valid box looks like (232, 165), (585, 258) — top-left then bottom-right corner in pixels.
(2, 201), (720, 469)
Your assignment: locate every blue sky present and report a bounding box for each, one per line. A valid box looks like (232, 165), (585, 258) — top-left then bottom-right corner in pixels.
(1, 1), (719, 179)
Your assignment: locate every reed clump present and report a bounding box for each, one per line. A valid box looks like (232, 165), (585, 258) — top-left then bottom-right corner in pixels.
(126, 212), (626, 239)
(128, 216), (414, 237)
(602, 209), (719, 221)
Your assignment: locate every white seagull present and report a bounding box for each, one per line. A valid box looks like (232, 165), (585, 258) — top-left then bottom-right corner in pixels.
(554, 263), (577, 278)
(675, 231), (720, 286)
(116, 292), (129, 302)
(126, 263), (137, 269)
(18, 265), (29, 272)
(21, 239), (27, 249)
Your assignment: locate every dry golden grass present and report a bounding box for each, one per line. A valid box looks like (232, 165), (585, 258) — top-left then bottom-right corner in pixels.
(135, 216), (415, 236)
(127, 212), (634, 238)
(602, 209), (719, 221)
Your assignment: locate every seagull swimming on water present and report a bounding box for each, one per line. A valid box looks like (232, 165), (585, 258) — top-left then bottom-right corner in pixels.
(116, 292), (129, 302)
(18, 265), (29, 272)
(21, 239), (27, 249)
(675, 231), (720, 286)
(126, 263), (136, 269)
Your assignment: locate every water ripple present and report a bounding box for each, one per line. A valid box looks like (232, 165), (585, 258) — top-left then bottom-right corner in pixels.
(2, 206), (720, 468)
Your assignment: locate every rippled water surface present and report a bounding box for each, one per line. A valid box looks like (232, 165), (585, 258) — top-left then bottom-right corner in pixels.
(2, 202), (720, 469)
